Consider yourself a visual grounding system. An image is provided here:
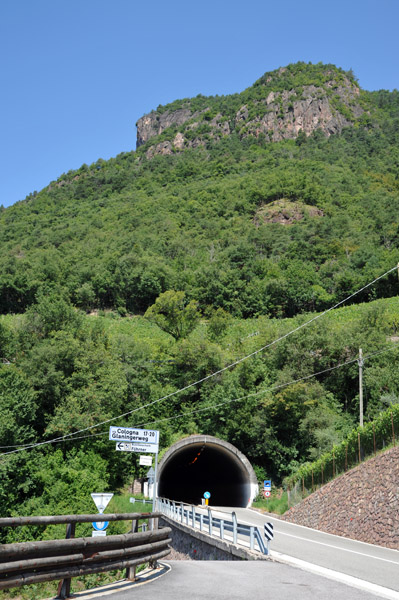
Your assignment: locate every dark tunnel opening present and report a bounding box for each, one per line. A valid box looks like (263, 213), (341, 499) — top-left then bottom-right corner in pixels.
(158, 441), (254, 507)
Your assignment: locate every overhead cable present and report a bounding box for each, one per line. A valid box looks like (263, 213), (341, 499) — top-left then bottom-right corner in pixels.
(0, 265), (397, 459)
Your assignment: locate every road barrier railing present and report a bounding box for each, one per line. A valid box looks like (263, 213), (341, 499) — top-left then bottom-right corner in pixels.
(158, 498), (270, 555)
(0, 512), (171, 599)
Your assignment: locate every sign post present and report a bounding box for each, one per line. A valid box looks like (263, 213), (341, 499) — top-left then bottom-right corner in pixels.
(110, 427), (160, 514)
(203, 491), (211, 506)
(264, 522), (274, 554)
(152, 453), (159, 514)
(263, 480), (271, 500)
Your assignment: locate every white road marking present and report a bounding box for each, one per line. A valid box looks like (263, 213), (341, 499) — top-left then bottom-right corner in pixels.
(270, 550), (399, 600)
(274, 529), (399, 565)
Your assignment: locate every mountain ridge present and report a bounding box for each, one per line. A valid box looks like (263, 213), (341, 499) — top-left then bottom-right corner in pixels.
(0, 62), (398, 321)
(136, 62), (368, 157)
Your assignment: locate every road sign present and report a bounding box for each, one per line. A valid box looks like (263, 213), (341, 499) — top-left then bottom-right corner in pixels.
(147, 467), (155, 481)
(92, 521), (109, 531)
(115, 442), (134, 452)
(90, 493), (113, 514)
(263, 480), (271, 491)
(204, 491), (211, 499)
(109, 426), (159, 446)
(263, 490), (271, 498)
(139, 455), (153, 466)
(111, 427), (160, 515)
(115, 442), (159, 453)
(264, 522), (274, 541)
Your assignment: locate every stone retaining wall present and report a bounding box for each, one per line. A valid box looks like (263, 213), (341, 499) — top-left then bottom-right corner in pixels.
(282, 446), (399, 549)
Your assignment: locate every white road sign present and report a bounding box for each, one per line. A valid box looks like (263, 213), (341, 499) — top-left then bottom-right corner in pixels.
(115, 442), (135, 452)
(109, 426), (159, 446)
(115, 442), (159, 453)
(90, 493), (113, 514)
(139, 455), (153, 466)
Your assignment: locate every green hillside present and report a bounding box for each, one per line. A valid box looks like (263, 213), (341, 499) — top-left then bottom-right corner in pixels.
(1, 63), (399, 318)
(1, 62), (399, 530)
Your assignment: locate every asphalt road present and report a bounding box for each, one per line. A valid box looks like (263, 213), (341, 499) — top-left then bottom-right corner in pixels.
(216, 507), (399, 594)
(72, 561), (388, 600)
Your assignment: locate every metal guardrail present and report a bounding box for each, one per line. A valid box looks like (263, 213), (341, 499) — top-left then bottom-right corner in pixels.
(158, 498), (270, 555)
(130, 497), (153, 505)
(0, 512), (171, 599)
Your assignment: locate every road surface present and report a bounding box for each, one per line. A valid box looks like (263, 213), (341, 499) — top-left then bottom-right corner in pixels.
(71, 506), (399, 600)
(215, 506), (399, 595)
(71, 560), (388, 600)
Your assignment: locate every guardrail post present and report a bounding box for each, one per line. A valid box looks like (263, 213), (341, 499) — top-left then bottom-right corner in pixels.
(56, 522), (76, 599)
(191, 505), (195, 528)
(208, 508), (212, 536)
(250, 526), (255, 550)
(150, 515), (158, 531)
(126, 518), (139, 582)
(220, 520), (224, 540)
(200, 513), (203, 531)
(232, 512), (237, 545)
(180, 503), (184, 523)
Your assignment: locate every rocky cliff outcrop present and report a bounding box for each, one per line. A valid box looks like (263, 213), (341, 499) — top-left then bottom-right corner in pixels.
(236, 81), (362, 142)
(136, 64), (367, 158)
(281, 445), (399, 549)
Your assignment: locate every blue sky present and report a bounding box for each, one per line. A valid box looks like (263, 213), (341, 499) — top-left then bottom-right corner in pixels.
(1, 0), (398, 208)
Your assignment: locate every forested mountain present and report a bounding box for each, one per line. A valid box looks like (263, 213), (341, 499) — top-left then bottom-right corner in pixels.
(1, 62), (399, 532)
(1, 62), (399, 319)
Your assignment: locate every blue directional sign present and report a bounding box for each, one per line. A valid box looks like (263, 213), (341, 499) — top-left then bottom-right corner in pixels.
(203, 491), (211, 499)
(92, 521), (109, 531)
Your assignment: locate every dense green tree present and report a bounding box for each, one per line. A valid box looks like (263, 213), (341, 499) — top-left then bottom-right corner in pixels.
(145, 291), (201, 339)
(0, 368), (37, 446)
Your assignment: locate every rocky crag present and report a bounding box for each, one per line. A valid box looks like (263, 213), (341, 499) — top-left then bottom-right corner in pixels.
(281, 445), (399, 549)
(136, 63), (368, 158)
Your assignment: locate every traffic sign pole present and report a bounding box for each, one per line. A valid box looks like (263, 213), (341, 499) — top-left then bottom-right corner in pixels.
(110, 426), (160, 515)
(152, 450), (159, 515)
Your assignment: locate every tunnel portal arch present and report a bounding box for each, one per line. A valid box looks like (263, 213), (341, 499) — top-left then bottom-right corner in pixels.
(157, 435), (258, 508)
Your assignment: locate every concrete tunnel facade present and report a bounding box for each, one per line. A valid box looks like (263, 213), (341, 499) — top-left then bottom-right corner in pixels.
(157, 435), (258, 508)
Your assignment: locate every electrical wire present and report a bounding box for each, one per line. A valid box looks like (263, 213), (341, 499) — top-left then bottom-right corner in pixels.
(0, 265), (397, 459)
(138, 343), (399, 429)
(1, 341), (398, 454)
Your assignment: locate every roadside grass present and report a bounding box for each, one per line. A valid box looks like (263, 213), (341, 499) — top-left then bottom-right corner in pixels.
(252, 490), (289, 515)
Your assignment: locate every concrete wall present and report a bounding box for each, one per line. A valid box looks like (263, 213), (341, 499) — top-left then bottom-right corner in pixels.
(159, 515), (268, 561)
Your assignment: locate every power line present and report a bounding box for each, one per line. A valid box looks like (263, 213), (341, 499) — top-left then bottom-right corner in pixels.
(1, 342), (398, 455)
(138, 344), (399, 430)
(0, 265), (397, 459)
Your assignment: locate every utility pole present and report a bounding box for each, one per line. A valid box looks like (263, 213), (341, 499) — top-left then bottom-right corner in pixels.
(358, 348), (364, 427)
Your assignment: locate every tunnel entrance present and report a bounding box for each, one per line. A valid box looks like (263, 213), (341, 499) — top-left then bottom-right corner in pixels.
(157, 435), (258, 508)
